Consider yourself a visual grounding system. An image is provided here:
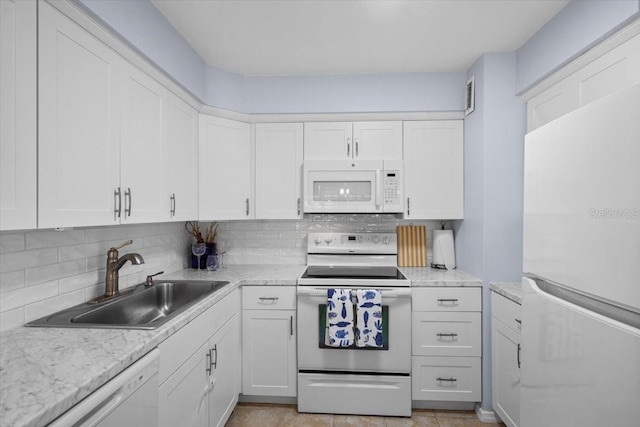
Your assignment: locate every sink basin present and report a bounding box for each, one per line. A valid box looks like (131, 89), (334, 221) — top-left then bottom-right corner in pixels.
(25, 280), (229, 330)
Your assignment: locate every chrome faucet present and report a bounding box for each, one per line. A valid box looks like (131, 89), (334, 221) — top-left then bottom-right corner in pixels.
(90, 240), (144, 303)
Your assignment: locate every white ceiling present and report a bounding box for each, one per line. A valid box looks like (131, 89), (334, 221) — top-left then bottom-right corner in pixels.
(151, 0), (570, 76)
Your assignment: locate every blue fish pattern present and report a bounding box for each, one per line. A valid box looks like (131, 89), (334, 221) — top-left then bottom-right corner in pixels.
(326, 289), (354, 347)
(355, 289), (383, 348)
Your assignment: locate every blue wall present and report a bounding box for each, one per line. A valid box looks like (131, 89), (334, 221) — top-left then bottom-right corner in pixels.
(77, 0), (207, 100)
(516, 0), (640, 93)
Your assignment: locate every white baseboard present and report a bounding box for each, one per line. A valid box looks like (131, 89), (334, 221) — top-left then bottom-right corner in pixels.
(475, 404), (501, 423)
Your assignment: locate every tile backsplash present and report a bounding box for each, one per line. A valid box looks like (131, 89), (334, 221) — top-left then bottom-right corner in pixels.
(0, 215), (444, 331)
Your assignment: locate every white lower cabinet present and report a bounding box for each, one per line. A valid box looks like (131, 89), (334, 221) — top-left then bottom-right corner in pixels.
(242, 286), (297, 397)
(491, 292), (521, 427)
(159, 290), (240, 427)
(411, 287), (482, 402)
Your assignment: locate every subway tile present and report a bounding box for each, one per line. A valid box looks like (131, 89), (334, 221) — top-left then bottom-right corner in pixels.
(0, 248), (58, 274)
(86, 226), (129, 243)
(0, 232), (25, 253)
(227, 221), (262, 231)
(25, 229), (85, 250)
(0, 307), (25, 332)
(143, 234), (179, 248)
(85, 283), (105, 301)
(59, 269), (104, 294)
(86, 255), (105, 272)
(261, 221), (297, 231)
(25, 290), (84, 323)
(26, 260), (85, 287)
(0, 271), (25, 294)
(0, 280), (59, 312)
(59, 241), (112, 262)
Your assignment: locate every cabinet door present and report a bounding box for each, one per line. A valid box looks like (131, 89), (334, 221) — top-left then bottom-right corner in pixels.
(352, 121), (403, 159)
(199, 116), (252, 220)
(492, 319), (521, 427)
(120, 62), (166, 224)
(303, 122), (353, 159)
(0, 0), (36, 231)
(255, 123), (303, 219)
(38, 2), (121, 228)
(159, 341), (209, 427)
(166, 93), (198, 221)
(242, 310), (297, 397)
(209, 314), (240, 427)
(526, 79), (575, 132)
(403, 121), (463, 219)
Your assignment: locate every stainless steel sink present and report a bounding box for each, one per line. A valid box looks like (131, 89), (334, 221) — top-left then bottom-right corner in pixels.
(25, 280), (229, 330)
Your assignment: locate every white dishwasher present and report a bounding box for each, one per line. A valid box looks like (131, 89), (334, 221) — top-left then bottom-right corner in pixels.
(49, 349), (159, 427)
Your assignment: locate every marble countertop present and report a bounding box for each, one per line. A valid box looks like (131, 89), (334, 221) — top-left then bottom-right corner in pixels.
(0, 263), (480, 427)
(489, 281), (523, 304)
(400, 267), (482, 287)
(0, 264), (304, 427)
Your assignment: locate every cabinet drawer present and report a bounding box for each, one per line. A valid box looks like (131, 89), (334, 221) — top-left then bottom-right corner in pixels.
(412, 356), (481, 402)
(412, 288), (481, 312)
(491, 292), (521, 334)
(243, 286), (296, 310)
(412, 312), (481, 357)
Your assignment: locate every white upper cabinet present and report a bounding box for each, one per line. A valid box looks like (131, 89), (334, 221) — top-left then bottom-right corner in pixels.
(166, 93), (198, 221)
(0, 0), (37, 231)
(255, 123), (303, 219)
(120, 61), (167, 224)
(199, 115), (252, 220)
(304, 121), (402, 160)
(403, 121), (464, 220)
(527, 32), (640, 132)
(352, 121), (403, 159)
(38, 2), (121, 228)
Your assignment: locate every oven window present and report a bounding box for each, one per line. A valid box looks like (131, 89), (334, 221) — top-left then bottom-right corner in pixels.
(312, 181), (372, 202)
(318, 304), (389, 350)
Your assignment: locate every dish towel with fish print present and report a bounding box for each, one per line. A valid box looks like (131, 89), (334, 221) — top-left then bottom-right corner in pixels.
(326, 288), (354, 347)
(355, 289), (383, 348)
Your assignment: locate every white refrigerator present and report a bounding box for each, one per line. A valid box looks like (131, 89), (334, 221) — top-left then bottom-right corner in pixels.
(521, 84), (640, 427)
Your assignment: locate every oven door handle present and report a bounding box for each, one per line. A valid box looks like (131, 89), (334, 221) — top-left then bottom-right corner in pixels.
(296, 287), (411, 298)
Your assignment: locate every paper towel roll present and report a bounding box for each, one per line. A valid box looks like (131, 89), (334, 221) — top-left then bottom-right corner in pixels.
(432, 230), (456, 270)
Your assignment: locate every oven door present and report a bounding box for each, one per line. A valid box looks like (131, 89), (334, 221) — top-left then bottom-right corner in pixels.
(297, 286), (411, 373)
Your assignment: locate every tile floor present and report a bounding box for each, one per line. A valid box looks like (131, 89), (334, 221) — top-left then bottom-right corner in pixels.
(225, 403), (507, 427)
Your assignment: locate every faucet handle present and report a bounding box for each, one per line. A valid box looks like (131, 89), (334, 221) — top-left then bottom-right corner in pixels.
(145, 271), (164, 287)
(112, 240), (133, 251)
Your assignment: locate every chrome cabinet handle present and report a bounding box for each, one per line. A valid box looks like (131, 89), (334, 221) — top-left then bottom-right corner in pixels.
(407, 197), (410, 216)
(206, 349), (212, 374)
(212, 344), (218, 369)
(297, 197), (301, 216)
(436, 377), (457, 382)
(347, 138), (351, 157)
(114, 187), (121, 220)
(355, 138), (359, 157)
(259, 297), (279, 302)
(290, 315), (294, 336)
(436, 333), (458, 338)
(437, 298), (459, 303)
(170, 193), (176, 217)
(517, 343), (521, 369)
(245, 198), (250, 216)
(124, 188), (132, 217)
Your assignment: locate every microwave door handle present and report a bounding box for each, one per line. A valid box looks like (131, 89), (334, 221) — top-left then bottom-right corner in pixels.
(375, 170), (382, 210)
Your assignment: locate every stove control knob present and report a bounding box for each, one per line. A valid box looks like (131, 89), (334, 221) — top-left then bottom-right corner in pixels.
(314, 236), (322, 246)
(372, 235), (380, 244)
(382, 236), (390, 245)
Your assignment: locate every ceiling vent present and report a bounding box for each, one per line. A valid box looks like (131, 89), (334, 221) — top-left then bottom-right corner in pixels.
(465, 76), (475, 116)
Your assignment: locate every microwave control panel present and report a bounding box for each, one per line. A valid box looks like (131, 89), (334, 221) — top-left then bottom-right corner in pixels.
(383, 170), (402, 212)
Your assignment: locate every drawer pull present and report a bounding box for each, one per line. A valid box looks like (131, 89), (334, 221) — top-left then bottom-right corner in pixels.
(515, 318), (522, 325)
(436, 333), (458, 338)
(437, 298), (459, 303)
(259, 297), (279, 302)
(517, 343), (521, 369)
(206, 349), (212, 375)
(436, 377), (457, 382)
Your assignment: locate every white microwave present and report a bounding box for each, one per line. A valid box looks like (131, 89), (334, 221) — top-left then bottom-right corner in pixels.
(303, 159), (403, 213)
